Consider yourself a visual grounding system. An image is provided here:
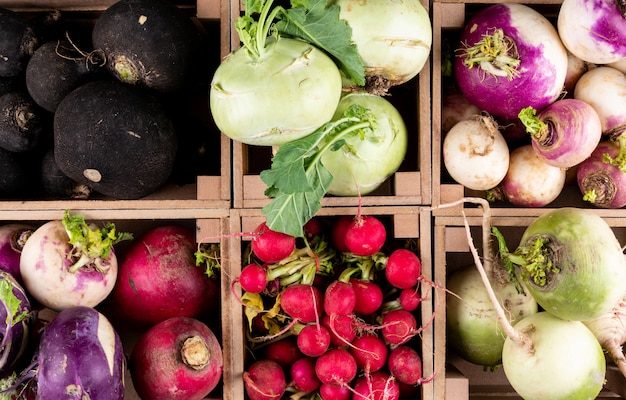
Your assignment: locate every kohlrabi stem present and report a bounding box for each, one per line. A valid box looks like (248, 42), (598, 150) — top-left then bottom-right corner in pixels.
(257, 1), (282, 58)
(458, 28), (520, 80)
(463, 213), (534, 354)
(603, 135), (626, 173)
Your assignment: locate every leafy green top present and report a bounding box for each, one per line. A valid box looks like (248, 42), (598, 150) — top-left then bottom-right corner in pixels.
(260, 104), (376, 237)
(62, 210), (133, 273)
(0, 279), (28, 328)
(236, 0), (365, 85)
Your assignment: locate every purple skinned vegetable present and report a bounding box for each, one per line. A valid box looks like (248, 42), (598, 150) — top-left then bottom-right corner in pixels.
(454, 3), (568, 119)
(578, 139), (626, 208)
(0, 270), (32, 378)
(518, 98), (602, 168)
(36, 306), (125, 399)
(557, 0), (626, 65)
(0, 224), (34, 284)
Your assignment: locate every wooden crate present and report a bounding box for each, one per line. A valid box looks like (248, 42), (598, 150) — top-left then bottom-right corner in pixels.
(0, 0), (231, 220)
(429, 0), (606, 217)
(226, 206), (434, 400)
(228, 1), (432, 210)
(432, 213), (626, 399)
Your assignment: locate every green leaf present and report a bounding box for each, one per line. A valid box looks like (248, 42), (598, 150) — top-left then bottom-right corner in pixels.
(0, 280), (23, 327)
(276, 0), (365, 85)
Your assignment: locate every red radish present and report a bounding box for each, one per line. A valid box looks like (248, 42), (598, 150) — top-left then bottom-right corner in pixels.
(303, 217), (323, 238)
(353, 371), (401, 400)
(382, 309), (417, 345)
(315, 348), (357, 386)
(399, 287), (421, 312)
(518, 99), (602, 168)
(130, 317), (223, 400)
(238, 263), (267, 294)
(344, 215), (386, 256)
(349, 335), (388, 373)
(324, 280), (356, 315)
(290, 357), (321, 393)
(251, 222), (296, 263)
(110, 225), (219, 326)
(262, 336), (302, 369)
(20, 211), (131, 311)
(385, 249), (421, 289)
(297, 324), (331, 357)
(244, 359), (286, 400)
(387, 345), (423, 385)
(332, 216), (353, 252)
(490, 144), (567, 207)
(350, 278), (384, 315)
(319, 383), (351, 400)
(322, 313), (357, 347)
(280, 284), (324, 323)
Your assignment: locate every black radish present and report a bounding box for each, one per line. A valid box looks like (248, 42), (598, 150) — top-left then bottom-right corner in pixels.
(40, 148), (91, 199)
(53, 79), (177, 199)
(92, 0), (201, 92)
(0, 91), (48, 153)
(0, 8), (38, 77)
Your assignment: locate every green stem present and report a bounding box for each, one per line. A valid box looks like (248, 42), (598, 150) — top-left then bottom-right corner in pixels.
(603, 135), (626, 173)
(307, 120), (373, 173)
(518, 106), (546, 139)
(458, 28), (520, 80)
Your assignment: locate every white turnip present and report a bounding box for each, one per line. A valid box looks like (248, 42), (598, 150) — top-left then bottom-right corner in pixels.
(574, 66), (626, 137)
(454, 3), (568, 119)
(130, 316), (223, 400)
(19, 211), (131, 311)
(489, 144), (566, 207)
(557, 0), (626, 64)
(443, 115), (510, 191)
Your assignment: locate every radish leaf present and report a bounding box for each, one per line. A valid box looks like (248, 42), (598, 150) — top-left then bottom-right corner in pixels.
(261, 105), (375, 237)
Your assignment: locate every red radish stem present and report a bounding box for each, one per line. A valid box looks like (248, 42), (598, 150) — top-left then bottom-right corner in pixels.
(243, 359), (286, 400)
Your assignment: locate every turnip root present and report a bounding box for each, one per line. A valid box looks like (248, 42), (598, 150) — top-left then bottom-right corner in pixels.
(19, 211), (132, 311)
(443, 115), (509, 191)
(130, 316), (223, 400)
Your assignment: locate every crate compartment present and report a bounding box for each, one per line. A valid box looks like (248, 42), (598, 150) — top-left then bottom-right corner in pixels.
(0, 1), (230, 219)
(227, 1), (431, 209)
(430, 0), (608, 217)
(432, 213), (626, 399)
(225, 206), (434, 399)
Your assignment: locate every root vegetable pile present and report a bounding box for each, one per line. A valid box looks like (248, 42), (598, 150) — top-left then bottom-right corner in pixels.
(237, 215), (434, 399)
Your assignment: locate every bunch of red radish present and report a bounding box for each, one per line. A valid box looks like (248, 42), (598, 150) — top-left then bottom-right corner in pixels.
(237, 214), (434, 400)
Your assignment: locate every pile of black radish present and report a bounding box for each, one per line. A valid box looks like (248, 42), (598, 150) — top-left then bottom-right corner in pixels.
(233, 214), (434, 400)
(441, 1), (626, 209)
(0, 0), (221, 200)
(0, 211), (224, 399)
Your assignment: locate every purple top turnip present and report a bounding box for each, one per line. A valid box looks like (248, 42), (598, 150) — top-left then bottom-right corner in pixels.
(454, 3), (568, 119)
(36, 306), (125, 400)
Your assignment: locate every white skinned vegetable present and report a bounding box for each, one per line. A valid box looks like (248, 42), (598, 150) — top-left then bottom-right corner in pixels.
(335, 0), (432, 94)
(19, 210), (132, 311)
(320, 92), (407, 196)
(489, 144), (566, 207)
(454, 3), (568, 119)
(209, 0), (364, 146)
(462, 212), (606, 400)
(443, 115), (509, 191)
(495, 207), (626, 321)
(557, 0), (626, 64)
(574, 66), (626, 137)
(518, 99), (602, 168)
